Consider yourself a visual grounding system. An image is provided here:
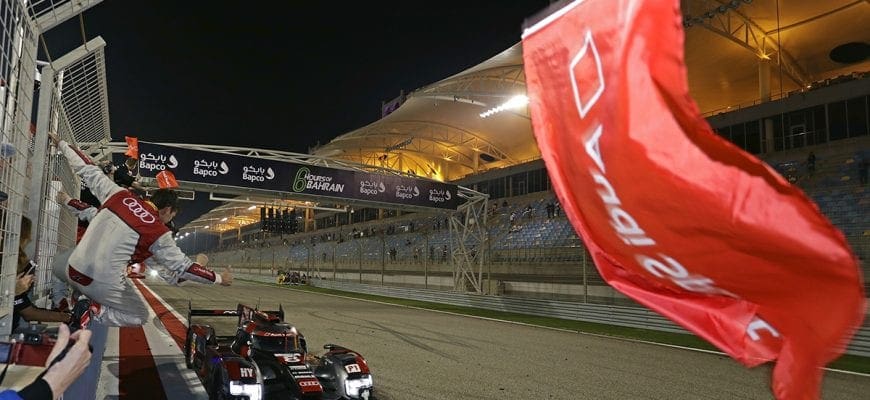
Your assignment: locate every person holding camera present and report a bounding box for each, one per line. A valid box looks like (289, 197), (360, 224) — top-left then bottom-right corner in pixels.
(13, 270), (76, 333)
(0, 325), (92, 400)
(47, 133), (232, 328)
(13, 217), (78, 332)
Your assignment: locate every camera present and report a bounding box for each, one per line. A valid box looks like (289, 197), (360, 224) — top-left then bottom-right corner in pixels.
(0, 326), (58, 367)
(23, 260), (37, 276)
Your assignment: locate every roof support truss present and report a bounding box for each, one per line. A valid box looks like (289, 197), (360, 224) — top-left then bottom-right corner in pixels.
(685, 3), (811, 86)
(416, 65), (526, 106)
(323, 120), (514, 172)
(449, 188), (489, 293)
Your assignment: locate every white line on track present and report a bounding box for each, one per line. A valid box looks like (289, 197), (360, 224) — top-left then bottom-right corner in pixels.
(138, 281), (190, 327)
(133, 282), (208, 399)
(96, 327), (120, 399)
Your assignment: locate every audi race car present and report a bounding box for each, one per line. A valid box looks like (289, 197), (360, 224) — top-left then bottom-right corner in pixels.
(184, 303), (374, 400)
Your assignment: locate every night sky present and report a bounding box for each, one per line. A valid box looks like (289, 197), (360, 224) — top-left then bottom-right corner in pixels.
(41, 0), (552, 225)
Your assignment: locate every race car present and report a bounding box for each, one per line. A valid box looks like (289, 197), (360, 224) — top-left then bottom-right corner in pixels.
(184, 303), (374, 400)
(276, 271), (304, 285)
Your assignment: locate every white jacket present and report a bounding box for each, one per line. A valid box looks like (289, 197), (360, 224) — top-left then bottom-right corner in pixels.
(59, 140), (221, 286)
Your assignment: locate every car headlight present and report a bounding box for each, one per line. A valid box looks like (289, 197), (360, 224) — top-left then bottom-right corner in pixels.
(344, 374), (373, 398)
(229, 382), (262, 400)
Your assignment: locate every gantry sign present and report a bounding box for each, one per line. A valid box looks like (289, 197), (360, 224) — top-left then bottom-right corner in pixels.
(136, 142), (462, 210)
(134, 141), (490, 293)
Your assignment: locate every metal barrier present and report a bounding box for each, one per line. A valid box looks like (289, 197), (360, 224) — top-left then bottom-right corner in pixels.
(0, 0), (107, 335)
(0, 0), (42, 333)
(28, 37), (111, 307)
(237, 273), (870, 357)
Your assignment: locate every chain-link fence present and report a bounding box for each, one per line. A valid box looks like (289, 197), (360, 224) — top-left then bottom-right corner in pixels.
(29, 75), (82, 306)
(0, 1), (108, 335)
(0, 0), (41, 334)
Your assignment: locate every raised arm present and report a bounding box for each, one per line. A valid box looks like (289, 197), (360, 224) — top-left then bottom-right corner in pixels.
(147, 232), (232, 286)
(57, 191), (98, 222)
(49, 133), (123, 204)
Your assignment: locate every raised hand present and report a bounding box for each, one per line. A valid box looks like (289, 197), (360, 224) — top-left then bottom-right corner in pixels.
(56, 191), (71, 205)
(220, 267), (233, 286)
(42, 325), (92, 400)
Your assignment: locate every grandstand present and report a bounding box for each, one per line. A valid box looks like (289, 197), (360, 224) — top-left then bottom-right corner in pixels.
(204, 135), (870, 302)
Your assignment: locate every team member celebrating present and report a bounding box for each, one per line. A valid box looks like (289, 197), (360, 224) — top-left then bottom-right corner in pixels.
(48, 133), (232, 327)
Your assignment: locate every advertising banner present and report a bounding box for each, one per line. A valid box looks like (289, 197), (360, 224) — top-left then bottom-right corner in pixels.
(136, 142), (462, 210)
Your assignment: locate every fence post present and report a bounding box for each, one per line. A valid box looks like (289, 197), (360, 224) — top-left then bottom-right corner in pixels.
(424, 232), (429, 289)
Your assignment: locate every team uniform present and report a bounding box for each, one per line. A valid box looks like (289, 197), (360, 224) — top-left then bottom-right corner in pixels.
(54, 197), (179, 308)
(53, 140), (223, 326)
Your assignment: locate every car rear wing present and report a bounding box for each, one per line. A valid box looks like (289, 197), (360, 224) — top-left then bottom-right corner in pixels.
(186, 301), (285, 327)
(237, 303), (285, 326)
(187, 300), (241, 325)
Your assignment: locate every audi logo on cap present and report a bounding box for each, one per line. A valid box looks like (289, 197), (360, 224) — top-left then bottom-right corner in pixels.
(122, 197), (156, 224)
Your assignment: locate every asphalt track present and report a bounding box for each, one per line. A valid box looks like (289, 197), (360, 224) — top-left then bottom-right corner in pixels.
(146, 279), (870, 400)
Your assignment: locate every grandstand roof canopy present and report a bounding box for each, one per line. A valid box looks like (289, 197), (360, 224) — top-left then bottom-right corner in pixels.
(314, 0), (868, 180)
(683, 0), (869, 114)
(188, 0), (869, 234)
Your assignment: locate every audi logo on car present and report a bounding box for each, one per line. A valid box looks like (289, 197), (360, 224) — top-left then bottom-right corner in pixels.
(122, 197), (156, 224)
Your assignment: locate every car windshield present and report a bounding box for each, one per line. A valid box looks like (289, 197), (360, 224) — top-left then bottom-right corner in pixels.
(251, 334), (298, 353)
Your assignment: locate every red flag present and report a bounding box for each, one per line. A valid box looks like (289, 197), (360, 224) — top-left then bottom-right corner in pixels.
(125, 136), (139, 159)
(156, 170), (179, 189)
(522, 1), (865, 399)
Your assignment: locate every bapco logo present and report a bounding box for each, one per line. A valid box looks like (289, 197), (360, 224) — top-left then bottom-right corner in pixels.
(428, 188), (452, 203)
(139, 153), (178, 172)
(243, 166), (276, 183)
(359, 180), (386, 196)
(395, 185), (420, 199)
(193, 160), (230, 177)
